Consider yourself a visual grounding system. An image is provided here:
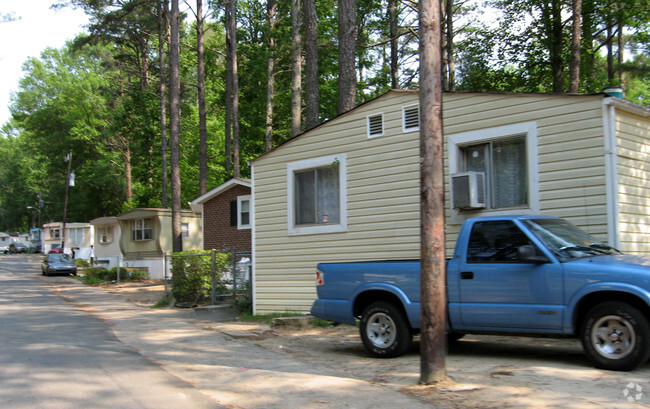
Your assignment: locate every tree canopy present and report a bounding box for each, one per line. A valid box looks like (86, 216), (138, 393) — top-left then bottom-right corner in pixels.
(0, 0), (647, 232)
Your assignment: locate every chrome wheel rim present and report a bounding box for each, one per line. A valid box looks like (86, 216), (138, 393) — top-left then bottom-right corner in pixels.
(591, 314), (636, 360)
(366, 312), (396, 348)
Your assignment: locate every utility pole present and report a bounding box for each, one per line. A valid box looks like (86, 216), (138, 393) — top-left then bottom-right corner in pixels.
(419, 0), (447, 384)
(62, 151), (73, 252)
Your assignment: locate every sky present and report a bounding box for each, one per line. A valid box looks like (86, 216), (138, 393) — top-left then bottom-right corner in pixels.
(0, 0), (89, 126)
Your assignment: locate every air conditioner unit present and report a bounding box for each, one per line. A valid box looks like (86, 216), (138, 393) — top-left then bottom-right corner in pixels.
(451, 171), (486, 210)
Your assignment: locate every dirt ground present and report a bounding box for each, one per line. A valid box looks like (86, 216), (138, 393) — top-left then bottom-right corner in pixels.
(100, 281), (650, 409)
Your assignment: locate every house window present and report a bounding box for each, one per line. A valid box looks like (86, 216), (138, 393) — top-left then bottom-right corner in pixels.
(448, 122), (540, 217)
(181, 223), (189, 238)
(287, 154), (347, 235)
(461, 137), (527, 208)
(99, 226), (113, 243)
(50, 229), (60, 239)
(367, 113), (384, 138)
(69, 228), (84, 245)
(402, 104), (420, 132)
(238, 195), (252, 229)
(132, 219), (152, 241)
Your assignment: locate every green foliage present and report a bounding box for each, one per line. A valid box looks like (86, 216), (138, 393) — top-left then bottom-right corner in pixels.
(77, 266), (146, 285)
(152, 292), (173, 309)
(1, 0), (648, 236)
(170, 250), (230, 305)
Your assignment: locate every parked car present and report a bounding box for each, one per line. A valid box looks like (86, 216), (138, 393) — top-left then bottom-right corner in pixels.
(42, 253), (77, 276)
(8, 242), (27, 254)
(0, 245), (8, 254)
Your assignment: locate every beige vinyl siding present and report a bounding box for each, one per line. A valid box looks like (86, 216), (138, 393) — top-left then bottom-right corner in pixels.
(616, 109), (650, 254)
(253, 91), (644, 313)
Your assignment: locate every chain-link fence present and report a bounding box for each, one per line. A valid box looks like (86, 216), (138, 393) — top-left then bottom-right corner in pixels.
(164, 249), (251, 308)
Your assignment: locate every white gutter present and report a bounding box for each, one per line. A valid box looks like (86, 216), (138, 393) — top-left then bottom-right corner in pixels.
(602, 97), (620, 249)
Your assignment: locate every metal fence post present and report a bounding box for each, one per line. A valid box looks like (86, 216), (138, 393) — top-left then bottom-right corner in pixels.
(211, 249), (217, 305)
(163, 253), (168, 295)
(117, 255), (122, 285)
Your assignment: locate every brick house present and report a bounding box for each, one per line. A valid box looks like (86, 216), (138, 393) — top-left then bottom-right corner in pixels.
(190, 178), (252, 252)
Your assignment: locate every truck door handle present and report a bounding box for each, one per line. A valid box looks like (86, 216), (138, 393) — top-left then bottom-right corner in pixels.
(460, 271), (474, 280)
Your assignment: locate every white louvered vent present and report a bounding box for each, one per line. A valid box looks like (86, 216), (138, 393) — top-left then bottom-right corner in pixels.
(367, 113), (384, 138)
(403, 105), (420, 131)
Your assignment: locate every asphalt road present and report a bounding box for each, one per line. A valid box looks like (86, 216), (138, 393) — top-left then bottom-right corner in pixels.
(0, 254), (222, 409)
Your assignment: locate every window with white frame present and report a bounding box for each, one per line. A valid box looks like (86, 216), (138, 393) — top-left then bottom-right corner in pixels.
(449, 122), (539, 213)
(68, 228), (84, 245)
(132, 219), (153, 241)
(402, 104), (420, 132)
(237, 195), (252, 229)
(181, 223), (189, 238)
(287, 154), (347, 235)
(50, 229), (60, 239)
(98, 226), (113, 243)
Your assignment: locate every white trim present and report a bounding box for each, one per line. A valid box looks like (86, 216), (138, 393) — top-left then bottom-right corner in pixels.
(237, 195), (252, 230)
(366, 113), (384, 138)
(602, 100), (621, 248)
(402, 103), (420, 133)
(448, 121), (540, 224)
(190, 178), (251, 205)
(251, 164), (257, 315)
(286, 154), (348, 235)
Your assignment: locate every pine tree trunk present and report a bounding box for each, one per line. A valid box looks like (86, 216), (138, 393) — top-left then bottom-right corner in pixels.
(169, 0), (183, 252)
(197, 0), (208, 196)
(389, 0), (399, 89)
(291, 0), (303, 137)
(158, 0), (169, 208)
(569, 0), (582, 93)
(304, 0), (319, 130)
(265, 0), (277, 152)
(338, 0), (356, 114)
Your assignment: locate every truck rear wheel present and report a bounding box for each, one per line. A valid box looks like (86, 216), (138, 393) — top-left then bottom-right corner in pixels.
(580, 301), (650, 371)
(359, 301), (412, 358)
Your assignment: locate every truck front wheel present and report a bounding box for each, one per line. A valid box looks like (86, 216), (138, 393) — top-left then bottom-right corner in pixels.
(580, 301), (650, 371)
(359, 301), (412, 358)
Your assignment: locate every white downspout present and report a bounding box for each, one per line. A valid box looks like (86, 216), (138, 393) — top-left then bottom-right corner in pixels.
(602, 98), (620, 249)
(249, 160), (257, 316)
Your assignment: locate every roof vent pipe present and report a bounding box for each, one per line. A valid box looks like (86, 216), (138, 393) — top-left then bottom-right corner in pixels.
(602, 86), (623, 98)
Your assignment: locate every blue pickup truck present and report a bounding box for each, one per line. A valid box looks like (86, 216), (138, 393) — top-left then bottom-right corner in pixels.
(311, 215), (650, 371)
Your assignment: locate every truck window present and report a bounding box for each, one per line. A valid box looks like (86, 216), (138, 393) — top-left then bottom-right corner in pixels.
(467, 221), (535, 263)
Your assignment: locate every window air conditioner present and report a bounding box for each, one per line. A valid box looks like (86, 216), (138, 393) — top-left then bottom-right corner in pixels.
(451, 171), (486, 210)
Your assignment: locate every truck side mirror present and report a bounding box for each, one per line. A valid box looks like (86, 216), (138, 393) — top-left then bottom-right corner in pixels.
(517, 245), (550, 264)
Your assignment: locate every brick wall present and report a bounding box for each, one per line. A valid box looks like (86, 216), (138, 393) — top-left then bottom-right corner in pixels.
(202, 185), (252, 252)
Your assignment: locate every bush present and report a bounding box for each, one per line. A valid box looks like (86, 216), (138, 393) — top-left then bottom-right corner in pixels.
(129, 270), (149, 281)
(170, 250), (230, 305)
(78, 267), (139, 285)
(75, 259), (90, 267)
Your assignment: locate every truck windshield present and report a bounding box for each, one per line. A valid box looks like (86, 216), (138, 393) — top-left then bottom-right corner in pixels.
(523, 219), (621, 260)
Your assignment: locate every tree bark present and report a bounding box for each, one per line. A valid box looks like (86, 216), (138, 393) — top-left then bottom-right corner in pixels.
(169, 0), (183, 252)
(551, 0), (564, 92)
(569, 0), (582, 93)
(291, 0), (303, 137)
(265, 0), (277, 152)
(337, 0), (356, 114)
(389, 0), (399, 89)
(304, 0), (320, 130)
(445, 0), (455, 92)
(197, 0), (208, 196)
(419, 0), (447, 385)
(158, 0), (169, 208)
